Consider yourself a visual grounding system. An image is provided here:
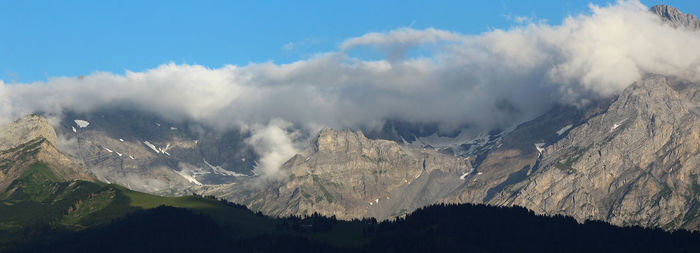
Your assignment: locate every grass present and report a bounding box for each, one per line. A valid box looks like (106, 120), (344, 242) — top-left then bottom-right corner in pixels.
(0, 159), (368, 249)
(0, 137), (369, 250)
(5, 162), (61, 202)
(107, 184), (276, 235)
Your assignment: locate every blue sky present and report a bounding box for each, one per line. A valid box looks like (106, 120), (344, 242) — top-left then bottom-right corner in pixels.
(0, 0), (695, 83)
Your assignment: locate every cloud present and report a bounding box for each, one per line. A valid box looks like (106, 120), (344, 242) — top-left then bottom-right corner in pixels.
(341, 28), (464, 61)
(282, 42), (296, 51)
(245, 119), (301, 180)
(1, 0), (700, 176)
(282, 38), (320, 52)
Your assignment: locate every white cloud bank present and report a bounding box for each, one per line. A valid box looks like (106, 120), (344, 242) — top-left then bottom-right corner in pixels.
(2, 1), (700, 177)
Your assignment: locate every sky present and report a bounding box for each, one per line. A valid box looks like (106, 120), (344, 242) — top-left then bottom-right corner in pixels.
(0, 0), (696, 83)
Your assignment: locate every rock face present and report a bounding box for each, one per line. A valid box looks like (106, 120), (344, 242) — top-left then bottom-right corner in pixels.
(448, 75), (700, 231)
(0, 115), (58, 151)
(56, 109), (256, 196)
(0, 115), (94, 194)
(206, 128), (471, 219)
(651, 5), (700, 31)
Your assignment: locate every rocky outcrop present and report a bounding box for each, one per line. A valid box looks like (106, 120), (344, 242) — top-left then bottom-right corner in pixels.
(207, 128), (471, 219)
(56, 109), (256, 196)
(0, 115), (94, 194)
(474, 75), (700, 231)
(651, 5), (700, 31)
(0, 115), (58, 151)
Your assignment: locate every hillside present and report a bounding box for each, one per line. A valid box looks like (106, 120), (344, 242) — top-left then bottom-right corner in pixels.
(9, 203), (700, 253)
(0, 115), (275, 251)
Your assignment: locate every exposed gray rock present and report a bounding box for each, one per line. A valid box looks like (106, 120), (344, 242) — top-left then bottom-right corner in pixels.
(480, 75), (700, 231)
(55, 109), (256, 195)
(651, 5), (700, 31)
(204, 128), (472, 220)
(0, 115), (58, 151)
(0, 115), (94, 193)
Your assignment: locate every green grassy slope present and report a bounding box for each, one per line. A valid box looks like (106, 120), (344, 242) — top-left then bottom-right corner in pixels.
(0, 160), (366, 251)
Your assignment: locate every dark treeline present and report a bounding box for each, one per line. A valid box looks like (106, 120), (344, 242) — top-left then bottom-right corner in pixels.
(11, 203), (700, 253)
(16, 206), (339, 253)
(366, 203), (700, 253)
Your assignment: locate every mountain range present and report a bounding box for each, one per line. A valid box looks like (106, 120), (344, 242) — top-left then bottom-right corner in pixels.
(1, 3), (700, 252)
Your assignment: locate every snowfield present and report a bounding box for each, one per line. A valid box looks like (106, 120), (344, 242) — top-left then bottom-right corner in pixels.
(74, 119), (90, 128)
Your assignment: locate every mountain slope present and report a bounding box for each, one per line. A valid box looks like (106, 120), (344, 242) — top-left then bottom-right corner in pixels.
(0, 115), (94, 194)
(0, 115), (274, 250)
(468, 75), (700, 230)
(651, 5), (700, 30)
(55, 109), (256, 195)
(205, 128), (471, 220)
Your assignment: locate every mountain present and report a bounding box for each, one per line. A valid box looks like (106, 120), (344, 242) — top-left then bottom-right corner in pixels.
(0, 115), (94, 194)
(0, 116), (697, 251)
(447, 75), (700, 231)
(54, 108), (257, 195)
(204, 128), (472, 219)
(651, 5), (700, 30)
(212, 74), (700, 231)
(4, 3), (699, 235)
(192, 5), (700, 230)
(0, 115), (272, 250)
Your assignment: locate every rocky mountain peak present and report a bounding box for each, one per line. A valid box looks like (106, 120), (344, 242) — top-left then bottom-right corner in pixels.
(312, 128), (371, 153)
(0, 115), (95, 194)
(0, 114), (58, 150)
(650, 5), (700, 30)
(210, 127), (472, 220)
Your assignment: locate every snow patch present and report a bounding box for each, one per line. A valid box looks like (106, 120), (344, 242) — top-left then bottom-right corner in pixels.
(556, 124), (573, 136)
(104, 147), (113, 153)
(174, 170), (203, 186)
(72, 127), (77, 133)
(459, 172), (469, 180)
(204, 159), (246, 176)
(119, 138), (124, 142)
(412, 131), (480, 149)
(610, 119), (626, 132)
(375, 198), (379, 204)
(143, 141), (160, 153)
(74, 119), (90, 128)
(129, 155), (135, 160)
(170, 127), (177, 130)
(535, 143), (545, 153)
(116, 152), (122, 157)
(154, 122), (161, 127)
(459, 168), (475, 180)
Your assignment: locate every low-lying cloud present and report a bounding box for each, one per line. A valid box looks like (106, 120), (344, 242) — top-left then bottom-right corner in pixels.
(245, 119), (303, 180)
(2, 1), (700, 177)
